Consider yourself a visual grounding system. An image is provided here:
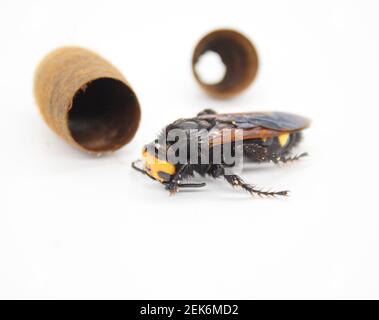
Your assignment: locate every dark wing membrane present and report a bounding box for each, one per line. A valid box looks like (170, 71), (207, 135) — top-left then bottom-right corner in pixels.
(200, 111), (310, 131)
(201, 112), (310, 146)
(208, 127), (283, 146)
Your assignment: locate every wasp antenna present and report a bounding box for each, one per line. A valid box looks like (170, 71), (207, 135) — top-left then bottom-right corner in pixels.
(132, 160), (147, 175)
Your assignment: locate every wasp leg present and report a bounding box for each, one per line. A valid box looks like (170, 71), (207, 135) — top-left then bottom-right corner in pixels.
(165, 181), (179, 195)
(164, 165), (206, 195)
(164, 180), (206, 195)
(272, 152), (308, 164)
(224, 174), (289, 197)
(164, 164), (187, 195)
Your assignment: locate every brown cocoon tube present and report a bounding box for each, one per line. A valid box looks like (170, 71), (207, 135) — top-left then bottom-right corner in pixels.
(34, 47), (141, 153)
(192, 29), (259, 99)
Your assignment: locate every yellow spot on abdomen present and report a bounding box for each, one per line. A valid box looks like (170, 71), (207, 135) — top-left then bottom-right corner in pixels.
(278, 133), (290, 147)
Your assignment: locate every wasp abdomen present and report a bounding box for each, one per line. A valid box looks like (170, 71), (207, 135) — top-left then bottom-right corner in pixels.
(243, 132), (302, 162)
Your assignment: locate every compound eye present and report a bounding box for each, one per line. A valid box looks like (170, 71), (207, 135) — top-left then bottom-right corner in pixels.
(157, 171), (172, 182)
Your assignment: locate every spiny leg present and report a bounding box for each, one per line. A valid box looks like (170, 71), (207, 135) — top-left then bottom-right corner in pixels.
(272, 152), (308, 164)
(224, 174), (289, 197)
(243, 143), (308, 165)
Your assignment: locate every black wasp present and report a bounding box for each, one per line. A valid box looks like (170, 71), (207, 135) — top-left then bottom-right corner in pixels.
(132, 109), (310, 197)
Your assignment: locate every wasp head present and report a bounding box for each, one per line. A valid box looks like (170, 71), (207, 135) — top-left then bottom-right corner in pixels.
(136, 141), (176, 183)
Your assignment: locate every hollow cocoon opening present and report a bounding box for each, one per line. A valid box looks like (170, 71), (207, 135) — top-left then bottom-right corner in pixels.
(192, 29), (259, 99)
(34, 47), (141, 153)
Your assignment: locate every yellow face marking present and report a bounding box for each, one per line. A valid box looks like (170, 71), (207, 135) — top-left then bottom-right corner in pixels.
(142, 150), (176, 182)
(278, 133), (290, 147)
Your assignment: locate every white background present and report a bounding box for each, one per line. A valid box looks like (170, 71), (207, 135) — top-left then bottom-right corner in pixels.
(1, 0), (378, 299)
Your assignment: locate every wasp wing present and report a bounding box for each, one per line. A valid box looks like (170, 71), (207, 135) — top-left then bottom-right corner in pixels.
(199, 111), (310, 131)
(198, 111), (310, 146)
